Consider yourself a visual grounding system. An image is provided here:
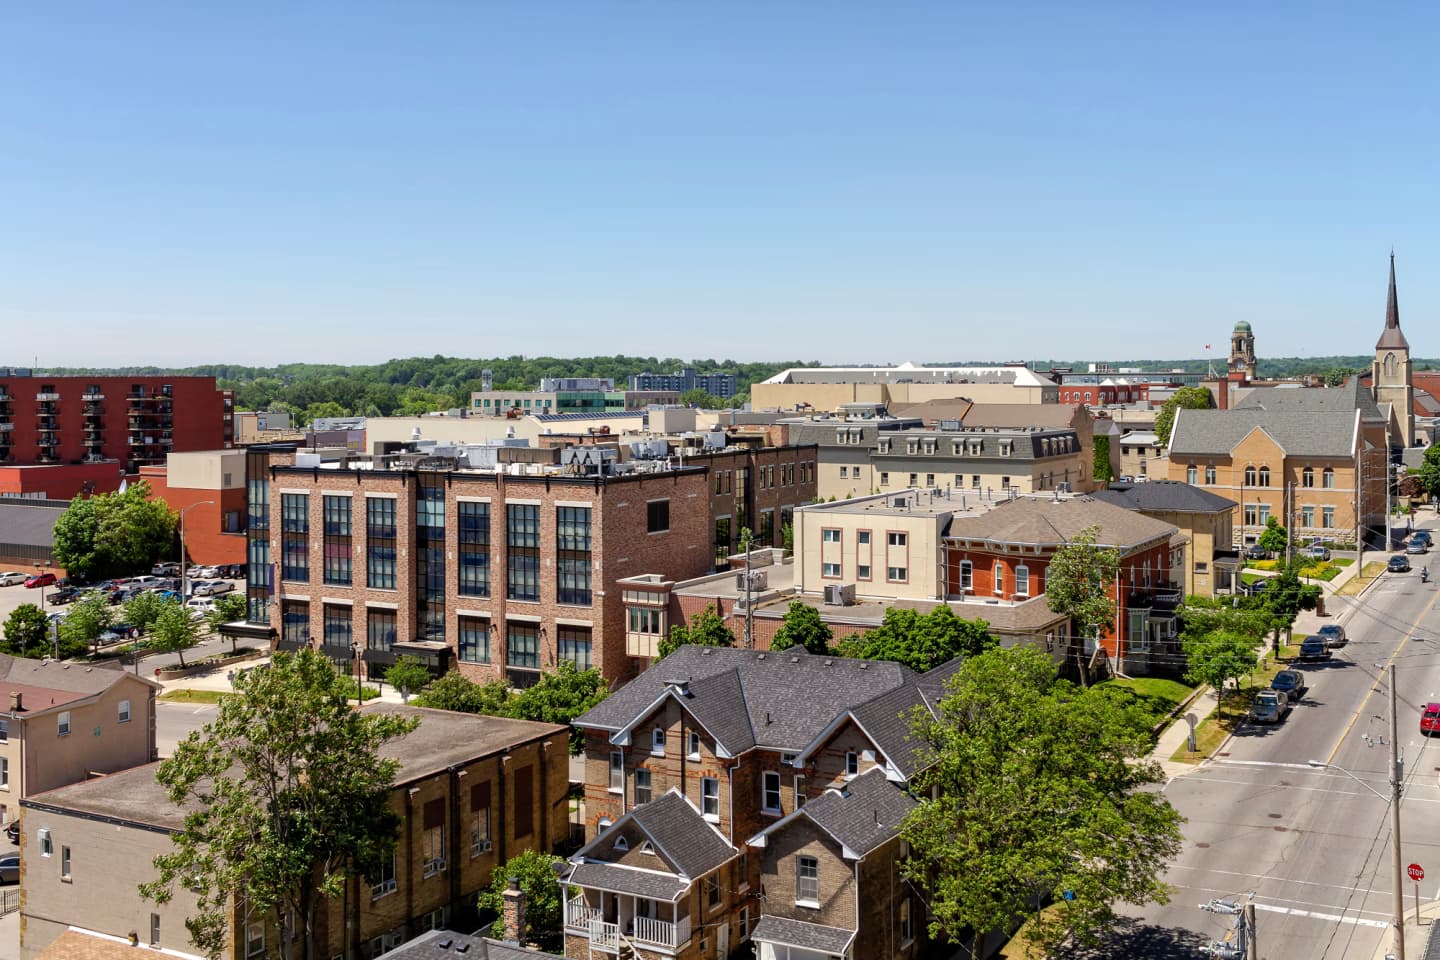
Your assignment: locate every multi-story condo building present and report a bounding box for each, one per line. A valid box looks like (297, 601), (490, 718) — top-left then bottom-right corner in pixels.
(566, 646), (935, 960)
(19, 704), (568, 960)
(629, 369), (737, 400)
(242, 438), (815, 686)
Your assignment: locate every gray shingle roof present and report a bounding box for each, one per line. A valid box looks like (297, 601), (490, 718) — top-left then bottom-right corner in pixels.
(575, 647), (914, 754)
(567, 862), (690, 902)
(847, 684), (933, 778)
(629, 790), (735, 878)
(1233, 380), (1383, 422)
(1091, 480), (1237, 515)
(376, 930), (561, 960)
(750, 915), (856, 954)
(1168, 408), (1359, 459)
(800, 768), (916, 857)
(942, 495), (1176, 550)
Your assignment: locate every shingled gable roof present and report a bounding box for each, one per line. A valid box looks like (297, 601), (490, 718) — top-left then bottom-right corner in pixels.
(1234, 378), (1384, 422)
(941, 495), (1176, 551)
(568, 790), (735, 901)
(746, 768), (916, 860)
(1091, 480), (1237, 515)
(1168, 407), (1361, 460)
(574, 646), (914, 754)
(795, 680), (939, 781)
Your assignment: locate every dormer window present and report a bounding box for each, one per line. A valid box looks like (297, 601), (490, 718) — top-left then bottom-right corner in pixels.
(651, 728), (666, 756)
(614, 836), (629, 852)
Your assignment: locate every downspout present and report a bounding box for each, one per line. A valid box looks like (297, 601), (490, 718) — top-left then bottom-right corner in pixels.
(540, 739), (552, 852)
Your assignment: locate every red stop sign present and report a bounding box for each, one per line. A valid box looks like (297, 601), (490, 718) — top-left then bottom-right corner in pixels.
(1409, 863), (1425, 882)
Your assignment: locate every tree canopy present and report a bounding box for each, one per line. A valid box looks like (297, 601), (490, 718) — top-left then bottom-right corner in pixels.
(58, 590), (114, 654)
(1257, 516), (1289, 555)
(411, 663), (607, 753)
(1045, 525), (1120, 663)
(1418, 443), (1440, 502)
(148, 601), (201, 667)
(835, 605), (994, 673)
(478, 849), (566, 950)
(902, 646), (1183, 956)
(53, 480), (175, 580)
(140, 650), (418, 960)
(769, 600), (834, 654)
(1, 604), (51, 658)
(1154, 385), (1214, 446)
(656, 605), (735, 660)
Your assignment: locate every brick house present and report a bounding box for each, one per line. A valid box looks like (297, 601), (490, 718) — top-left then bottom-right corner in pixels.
(567, 646), (944, 960)
(18, 704), (567, 960)
(1092, 480), (1239, 598)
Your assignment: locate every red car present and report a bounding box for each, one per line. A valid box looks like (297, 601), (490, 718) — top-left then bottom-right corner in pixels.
(1422, 703), (1440, 737)
(24, 573), (55, 589)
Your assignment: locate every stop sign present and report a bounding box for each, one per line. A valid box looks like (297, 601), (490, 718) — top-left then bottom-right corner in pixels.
(1409, 863), (1425, 882)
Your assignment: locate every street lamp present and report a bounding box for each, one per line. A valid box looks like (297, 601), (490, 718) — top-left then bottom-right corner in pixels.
(351, 639), (364, 704)
(179, 500), (216, 601)
(1307, 662), (1405, 960)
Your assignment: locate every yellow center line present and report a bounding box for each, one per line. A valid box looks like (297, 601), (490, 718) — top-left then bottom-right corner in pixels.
(1326, 575), (1440, 765)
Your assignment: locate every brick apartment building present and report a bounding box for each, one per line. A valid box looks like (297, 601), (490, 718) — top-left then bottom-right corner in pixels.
(19, 705), (568, 960)
(140, 449), (249, 566)
(0, 374), (233, 499)
(566, 646), (938, 960)
(241, 440), (815, 687)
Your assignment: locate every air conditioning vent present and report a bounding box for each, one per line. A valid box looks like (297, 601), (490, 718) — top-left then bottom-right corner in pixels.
(823, 584), (855, 607)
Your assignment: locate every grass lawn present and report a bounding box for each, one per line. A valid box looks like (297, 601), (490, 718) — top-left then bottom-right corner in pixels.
(1298, 561), (1342, 581)
(158, 689), (232, 704)
(1169, 653), (1287, 764)
(1336, 561), (1388, 596)
(1333, 557), (1355, 567)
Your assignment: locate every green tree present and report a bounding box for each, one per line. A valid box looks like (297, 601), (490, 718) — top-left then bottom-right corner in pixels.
(51, 495), (104, 580)
(1257, 516), (1288, 555)
(1417, 443), (1440, 502)
(125, 590), (170, 636)
(1263, 559), (1322, 654)
(140, 650), (418, 960)
(2, 604), (51, 658)
(769, 601), (833, 654)
(656, 605), (735, 660)
(680, 388), (722, 408)
(52, 481), (176, 580)
(1092, 435), (1115, 482)
(384, 655), (433, 703)
(781, 522), (794, 556)
(510, 662), (609, 753)
(1153, 385), (1214, 447)
(1044, 525), (1120, 680)
(204, 594), (249, 653)
(1323, 368), (1350, 388)
(413, 671), (515, 715)
(302, 400), (346, 426)
(1181, 630), (1260, 716)
(836, 606), (994, 672)
(149, 601), (200, 667)
(60, 590), (115, 653)
(902, 646), (1183, 957)
(478, 849), (566, 949)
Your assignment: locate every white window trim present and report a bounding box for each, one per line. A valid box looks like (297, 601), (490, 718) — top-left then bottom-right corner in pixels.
(761, 771), (782, 815)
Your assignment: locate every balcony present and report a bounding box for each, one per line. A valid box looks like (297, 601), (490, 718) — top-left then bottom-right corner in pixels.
(34, 392), (59, 402)
(565, 893), (691, 952)
(0, 423), (12, 433)
(82, 393), (105, 402)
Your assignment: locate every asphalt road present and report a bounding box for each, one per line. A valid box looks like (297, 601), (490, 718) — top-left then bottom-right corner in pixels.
(156, 700), (217, 757)
(1090, 561), (1440, 960)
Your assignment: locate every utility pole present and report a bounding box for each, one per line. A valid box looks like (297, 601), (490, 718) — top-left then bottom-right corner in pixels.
(1199, 897), (1248, 958)
(1390, 662), (1406, 960)
(1243, 902), (1257, 959)
(1286, 480), (1295, 567)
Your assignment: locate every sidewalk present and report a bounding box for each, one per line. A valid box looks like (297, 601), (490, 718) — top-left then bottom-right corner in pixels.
(1152, 685), (1220, 781)
(157, 657), (408, 704)
(1371, 899), (1440, 959)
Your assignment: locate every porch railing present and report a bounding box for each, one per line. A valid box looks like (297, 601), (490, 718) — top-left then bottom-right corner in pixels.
(565, 894), (602, 931)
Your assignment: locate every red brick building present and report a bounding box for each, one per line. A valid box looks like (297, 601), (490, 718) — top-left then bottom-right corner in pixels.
(0, 374), (233, 498)
(140, 450), (248, 566)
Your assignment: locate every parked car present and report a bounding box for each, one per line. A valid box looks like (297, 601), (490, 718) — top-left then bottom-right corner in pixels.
(1245, 544), (1269, 561)
(1308, 543), (1331, 561)
(1250, 690), (1291, 724)
(1422, 703), (1440, 737)
(0, 854), (17, 884)
(205, 579), (234, 595)
(154, 590), (181, 603)
(1407, 538), (1428, 555)
(24, 572), (56, 589)
(0, 572), (27, 587)
(190, 565), (220, 580)
(1316, 623), (1348, 649)
(219, 563), (246, 579)
(1389, 554), (1412, 573)
(1299, 636), (1332, 662)
(1244, 578), (1274, 596)
(1271, 670), (1308, 700)
(48, 586), (79, 605)
(96, 623), (139, 646)
(191, 580), (233, 597)
(128, 575), (160, 587)
(152, 562), (180, 577)
(1414, 530), (1433, 547)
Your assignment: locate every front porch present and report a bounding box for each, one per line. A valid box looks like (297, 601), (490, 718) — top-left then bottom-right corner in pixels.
(564, 880), (692, 954)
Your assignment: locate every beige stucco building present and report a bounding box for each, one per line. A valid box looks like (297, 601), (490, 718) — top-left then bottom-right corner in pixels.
(753, 363), (1059, 412)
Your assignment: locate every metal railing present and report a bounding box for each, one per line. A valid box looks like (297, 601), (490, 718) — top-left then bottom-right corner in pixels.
(0, 887), (19, 916)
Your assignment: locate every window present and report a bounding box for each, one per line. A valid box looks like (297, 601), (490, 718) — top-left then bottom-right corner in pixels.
(322, 496), (352, 585)
(688, 731), (701, 758)
(845, 751), (858, 778)
(901, 899), (914, 945)
(365, 497), (397, 589)
(370, 849), (398, 898)
(1205, 464), (1216, 485)
(888, 532), (906, 547)
(705, 874), (721, 909)
(505, 622), (539, 671)
(282, 600), (309, 647)
(880, 472), (889, 486)
(1244, 465), (1257, 487)
(1323, 467), (1335, 489)
(908, 473), (918, 486)
(739, 906), (750, 940)
(971, 474), (981, 489)
(458, 501), (491, 597)
(993, 561), (1005, 595)
(1322, 506), (1336, 529)
(822, 562), (842, 578)
(506, 505), (541, 601)
(358, 609), (393, 655)
(470, 782), (492, 856)
(557, 506), (593, 605)
(628, 607), (662, 636)
(558, 625), (592, 670)
(647, 499), (670, 533)
(57, 711), (70, 737)
(322, 604), (351, 655)
(150, 913), (161, 946)
(0, 756), (7, 788)
(857, 562), (871, 579)
(1301, 506), (1315, 527)
(713, 516), (732, 570)
(701, 777), (720, 818)
(652, 728), (666, 755)
(738, 852), (750, 891)
(280, 493), (309, 582)
(796, 855), (819, 905)
(1186, 465), (1198, 485)
(609, 752), (624, 793)
(633, 768), (652, 806)
(0, 718), (7, 742)
(246, 920), (265, 958)
(39, 828), (52, 856)
(1302, 467), (1315, 488)
(887, 563), (907, 582)
(60, 845), (71, 880)
(794, 774), (806, 806)
(422, 799), (446, 876)
(1258, 466), (1271, 487)
(458, 617), (490, 663)
(838, 466), (848, 479)
(958, 560), (973, 592)
(118, 699), (131, 723)
(762, 772), (781, 813)
(1015, 565), (1030, 597)
(822, 528), (841, 544)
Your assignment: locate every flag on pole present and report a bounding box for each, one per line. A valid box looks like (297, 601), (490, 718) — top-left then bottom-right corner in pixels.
(1205, 343), (1211, 351)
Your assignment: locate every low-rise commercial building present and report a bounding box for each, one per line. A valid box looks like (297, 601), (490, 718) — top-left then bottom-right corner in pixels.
(141, 449), (248, 566)
(754, 362), (1057, 412)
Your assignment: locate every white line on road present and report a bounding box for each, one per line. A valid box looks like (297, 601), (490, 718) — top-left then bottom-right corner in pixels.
(1208, 760), (1321, 770)
(1250, 901), (1389, 929)
(1169, 863), (1393, 897)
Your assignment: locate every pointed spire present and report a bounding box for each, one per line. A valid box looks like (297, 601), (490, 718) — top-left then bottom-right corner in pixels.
(1377, 251), (1409, 350)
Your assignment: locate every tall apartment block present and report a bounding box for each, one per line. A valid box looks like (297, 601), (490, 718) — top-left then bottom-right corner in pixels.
(628, 368), (737, 399)
(243, 439), (816, 687)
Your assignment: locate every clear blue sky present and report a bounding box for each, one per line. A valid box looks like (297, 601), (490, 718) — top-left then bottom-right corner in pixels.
(4, 3), (1438, 368)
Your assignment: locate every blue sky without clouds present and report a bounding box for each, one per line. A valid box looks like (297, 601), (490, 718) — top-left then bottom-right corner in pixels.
(3, 3), (1438, 367)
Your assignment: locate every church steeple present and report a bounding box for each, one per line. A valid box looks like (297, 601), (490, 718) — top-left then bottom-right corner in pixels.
(1377, 251), (1409, 350)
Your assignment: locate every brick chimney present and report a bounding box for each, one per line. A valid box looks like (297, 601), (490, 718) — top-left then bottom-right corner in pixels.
(501, 875), (526, 944)
(9, 692), (21, 713)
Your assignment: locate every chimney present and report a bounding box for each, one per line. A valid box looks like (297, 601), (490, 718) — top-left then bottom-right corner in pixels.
(9, 692), (21, 712)
(501, 876), (526, 944)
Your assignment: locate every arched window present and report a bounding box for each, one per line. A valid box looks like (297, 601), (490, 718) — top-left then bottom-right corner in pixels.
(1302, 467), (1314, 488)
(993, 561), (1005, 596)
(1258, 466), (1271, 487)
(1384, 352), (1398, 378)
(1244, 465), (1257, 486)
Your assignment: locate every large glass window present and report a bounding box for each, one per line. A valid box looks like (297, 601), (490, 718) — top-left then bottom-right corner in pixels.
(557, 506), (592, 605)
(280, 494), (309, 582)
(367, 608), (396, 652)
(322, 496), (352, 586)
(507, 505), (541, 602)
(416, 478), (446, 641)
(365, 497), (397, 590)
(558, 625), (592, 670)
(459, 618), (491, 664)
(458, 502), (491, 597)
(506, 622), (540, 670)
(281, 600), (309, 646)
(322, 604), (352, 654)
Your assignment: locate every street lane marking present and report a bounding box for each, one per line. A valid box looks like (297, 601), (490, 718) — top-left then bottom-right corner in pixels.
(1175, 774), (1440, 804)
(1327, 577), (1440, 764)
(1168, 863), (1397, 897)
(1178, 880), (1392, 921)
(1251, 902), (1389, 929)
(1208, 760), (1322, 770)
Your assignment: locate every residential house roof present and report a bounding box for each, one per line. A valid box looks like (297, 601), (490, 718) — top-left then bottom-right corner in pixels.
(574, 646), (914, 754)
(566, 862), (690, 902)
(750, 915), (857, 954)
(942, 495), (1177, 551)
(0, 656), (157, 716)
(786, 768), (917, 858)
(1091, 480), (1237, 515)
(1168, 408), (1360, 460)
(628, 790), (736, 879)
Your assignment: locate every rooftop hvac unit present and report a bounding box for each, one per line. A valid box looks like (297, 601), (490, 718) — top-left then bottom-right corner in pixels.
(735, 569), (768, 591)
(823, 583), (855, 607)
(1057, 482), (1072, 493)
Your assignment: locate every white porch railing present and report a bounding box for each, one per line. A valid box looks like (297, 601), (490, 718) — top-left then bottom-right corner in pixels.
(633, 915), (685, 949)
(589, 919), (620, 952)
(566, 894), (602, 931)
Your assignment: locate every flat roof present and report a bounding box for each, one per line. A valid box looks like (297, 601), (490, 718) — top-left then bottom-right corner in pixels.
(759, 593), (1066, 635)
(798, 488), (1002, 521)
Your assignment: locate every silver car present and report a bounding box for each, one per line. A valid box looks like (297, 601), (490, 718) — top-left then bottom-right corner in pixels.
(0, 572), (26, 587)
